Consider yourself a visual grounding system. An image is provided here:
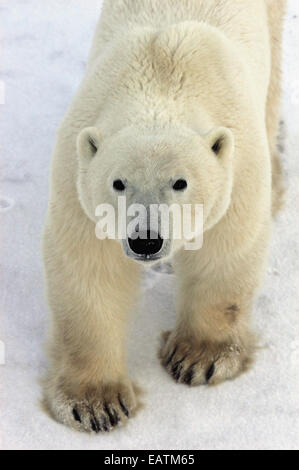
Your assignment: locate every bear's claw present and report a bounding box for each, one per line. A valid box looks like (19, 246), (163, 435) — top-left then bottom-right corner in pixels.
(45, 380), (138, 434)
(160, 330), (253, 386)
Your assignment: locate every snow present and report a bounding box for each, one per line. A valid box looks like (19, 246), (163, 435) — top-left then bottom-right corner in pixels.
(0, 0), (298, 450)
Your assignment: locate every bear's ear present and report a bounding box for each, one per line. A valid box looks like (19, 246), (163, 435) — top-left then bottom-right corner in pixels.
(205, 127), (234, 160)
(77, 127), (102, 160)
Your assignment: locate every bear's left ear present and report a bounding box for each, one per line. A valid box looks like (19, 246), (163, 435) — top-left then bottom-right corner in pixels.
(77, 127), (102, 160)
(204, 127), (234, 161)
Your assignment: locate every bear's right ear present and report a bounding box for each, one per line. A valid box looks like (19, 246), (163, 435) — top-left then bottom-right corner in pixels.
(77, 127), (102, 160)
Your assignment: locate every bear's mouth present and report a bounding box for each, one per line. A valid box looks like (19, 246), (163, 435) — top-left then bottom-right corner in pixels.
(131, 253), (163, 264)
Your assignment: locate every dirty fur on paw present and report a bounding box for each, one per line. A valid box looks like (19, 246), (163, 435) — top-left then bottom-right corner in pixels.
(44, 380), (141, 434)
(159, 331), (255, 386)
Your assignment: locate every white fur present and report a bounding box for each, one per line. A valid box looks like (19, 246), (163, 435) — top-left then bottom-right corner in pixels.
(43, 0), (286, 433)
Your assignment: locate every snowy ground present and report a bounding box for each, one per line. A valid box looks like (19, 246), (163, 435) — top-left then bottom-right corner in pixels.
(0, 0), (298, 450)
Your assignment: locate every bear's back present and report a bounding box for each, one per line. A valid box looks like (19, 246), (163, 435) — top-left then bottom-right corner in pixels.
(88, 0), (270, 93)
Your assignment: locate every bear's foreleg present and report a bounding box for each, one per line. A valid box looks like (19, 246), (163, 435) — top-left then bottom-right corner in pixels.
(43, 226), (141, 433)
(160, 233), (269, 386)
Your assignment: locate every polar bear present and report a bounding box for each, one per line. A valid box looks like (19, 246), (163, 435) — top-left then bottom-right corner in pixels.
(43, 0), (286, 433)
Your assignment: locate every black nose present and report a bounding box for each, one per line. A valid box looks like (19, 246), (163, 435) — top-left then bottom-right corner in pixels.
(128, 230), (163, 256)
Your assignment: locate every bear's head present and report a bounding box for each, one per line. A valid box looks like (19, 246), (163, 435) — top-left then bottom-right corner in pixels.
(76, 124), (234, 264)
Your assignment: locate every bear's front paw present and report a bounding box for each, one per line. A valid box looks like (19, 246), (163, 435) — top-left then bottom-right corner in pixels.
(45, 379), (140, 433)
(160, 331), (254, 386)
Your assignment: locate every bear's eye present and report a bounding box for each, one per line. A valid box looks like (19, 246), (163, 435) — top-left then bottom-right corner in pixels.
(173, 179), (187, 191)
(113, 179), (126, 191)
